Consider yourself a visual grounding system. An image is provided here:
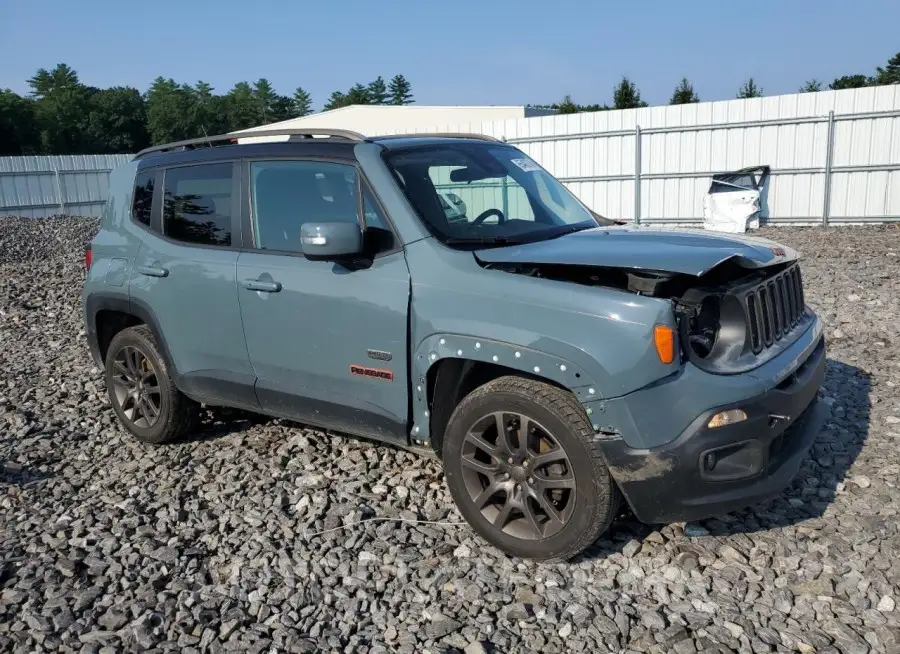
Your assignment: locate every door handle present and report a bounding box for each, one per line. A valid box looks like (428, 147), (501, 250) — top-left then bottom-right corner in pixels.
(242, 279), (282, 293)
(136, 264), (169, 278)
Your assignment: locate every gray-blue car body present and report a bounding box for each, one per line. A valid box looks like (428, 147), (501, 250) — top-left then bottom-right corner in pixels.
(83, 132), (828, 560)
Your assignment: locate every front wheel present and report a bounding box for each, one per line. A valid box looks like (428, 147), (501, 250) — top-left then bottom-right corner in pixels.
(442, 376), (620, 561)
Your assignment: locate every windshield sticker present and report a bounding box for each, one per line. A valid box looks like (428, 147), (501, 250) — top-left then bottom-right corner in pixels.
(511, 157), (542, 173)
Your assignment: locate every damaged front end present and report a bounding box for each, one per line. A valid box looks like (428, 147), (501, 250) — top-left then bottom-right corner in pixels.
(479, 251), (811, 376)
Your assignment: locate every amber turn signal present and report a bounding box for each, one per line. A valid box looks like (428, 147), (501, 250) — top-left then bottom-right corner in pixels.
(653, 325), (675, 364)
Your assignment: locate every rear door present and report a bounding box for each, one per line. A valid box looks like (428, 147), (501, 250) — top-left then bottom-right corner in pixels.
(235, 157), (410, 443)
(128, 160), (258, 408)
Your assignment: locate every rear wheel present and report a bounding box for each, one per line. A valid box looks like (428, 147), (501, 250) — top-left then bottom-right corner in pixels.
(105, 325), (198, 444)
(442, 376), (620, 561)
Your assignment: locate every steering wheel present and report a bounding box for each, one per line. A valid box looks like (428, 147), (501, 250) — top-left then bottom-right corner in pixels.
(471, 208), (506, 225)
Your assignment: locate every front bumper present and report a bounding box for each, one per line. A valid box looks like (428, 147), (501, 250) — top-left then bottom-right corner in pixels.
(599, 334), (829, 524)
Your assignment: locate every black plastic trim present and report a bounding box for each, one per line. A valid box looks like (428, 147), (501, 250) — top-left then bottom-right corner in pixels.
(256, 384), (408, 446)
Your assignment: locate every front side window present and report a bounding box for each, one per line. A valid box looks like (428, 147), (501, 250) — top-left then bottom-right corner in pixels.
(132, 170), (155, 226)
(162, 163), (233, 247)
(385, 143), (599, 247)
(250, 160), (364, 254)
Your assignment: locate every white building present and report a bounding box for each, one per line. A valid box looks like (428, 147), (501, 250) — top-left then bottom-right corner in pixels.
(232, 104), (556, 142)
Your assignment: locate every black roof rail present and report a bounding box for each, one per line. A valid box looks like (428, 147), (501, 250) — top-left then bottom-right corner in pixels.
(134, 128), (366, 159)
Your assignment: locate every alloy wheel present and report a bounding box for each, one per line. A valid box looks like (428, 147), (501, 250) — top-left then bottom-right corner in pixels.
(459, 411), (576, 540)
(110, 345), (162, 429)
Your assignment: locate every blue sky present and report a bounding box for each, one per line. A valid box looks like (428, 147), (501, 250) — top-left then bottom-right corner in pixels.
(1, 0), (897, 109)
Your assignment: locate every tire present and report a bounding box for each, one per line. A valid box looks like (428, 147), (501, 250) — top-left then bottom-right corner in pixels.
(104, 325), (198, 444)
(442, 375), (620, 561)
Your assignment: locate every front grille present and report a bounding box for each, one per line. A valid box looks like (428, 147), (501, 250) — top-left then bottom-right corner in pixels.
(743, 264), (806, 354)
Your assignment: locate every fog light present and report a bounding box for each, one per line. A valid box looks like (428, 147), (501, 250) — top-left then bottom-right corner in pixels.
(707, 409), (748, 429)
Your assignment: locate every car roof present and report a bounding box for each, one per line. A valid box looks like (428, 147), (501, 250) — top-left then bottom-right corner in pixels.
(133, 128), (507, 168)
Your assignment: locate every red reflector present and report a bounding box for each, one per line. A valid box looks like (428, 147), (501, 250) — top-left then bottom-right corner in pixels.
(85, 247), (92, 270)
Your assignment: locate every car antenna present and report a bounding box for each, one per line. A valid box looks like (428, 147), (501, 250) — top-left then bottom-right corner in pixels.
(201, 125), (212, 149)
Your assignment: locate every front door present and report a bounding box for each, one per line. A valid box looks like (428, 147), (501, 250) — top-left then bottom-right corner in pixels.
(235, 158), (410, 443)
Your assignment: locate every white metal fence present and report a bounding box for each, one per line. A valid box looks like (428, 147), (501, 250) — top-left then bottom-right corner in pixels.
(2, 87), (898, 225)
(379, 85), (900, 226)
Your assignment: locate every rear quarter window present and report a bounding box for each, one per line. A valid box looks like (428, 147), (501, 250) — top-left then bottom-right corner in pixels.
(132, 171), (155, 226)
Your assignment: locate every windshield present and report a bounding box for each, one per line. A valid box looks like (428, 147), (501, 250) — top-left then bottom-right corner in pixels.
(384, 142), (601, 246)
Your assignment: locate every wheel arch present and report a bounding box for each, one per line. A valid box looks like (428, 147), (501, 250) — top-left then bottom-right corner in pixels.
(85, 293), (178, 376)
(412, 333), (604, 455)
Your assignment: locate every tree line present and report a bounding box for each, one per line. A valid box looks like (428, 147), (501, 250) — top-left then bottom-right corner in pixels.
(538, 51), (900, 114)
(1, 52), (897, 155)
(0, 65), (415, 156)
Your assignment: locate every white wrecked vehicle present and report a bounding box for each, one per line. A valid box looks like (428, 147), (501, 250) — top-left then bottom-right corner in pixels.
(703, 166), (770, 234)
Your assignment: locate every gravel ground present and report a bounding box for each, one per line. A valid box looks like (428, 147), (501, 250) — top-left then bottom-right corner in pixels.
(1, 216), (899, 653)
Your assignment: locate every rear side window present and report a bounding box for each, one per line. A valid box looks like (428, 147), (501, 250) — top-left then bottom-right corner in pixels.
(250, 160), (360, 253)
(132, 171), (155, 226)
(163, 163), (233, 247)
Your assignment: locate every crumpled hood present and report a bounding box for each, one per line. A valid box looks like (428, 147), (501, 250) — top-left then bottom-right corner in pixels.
(473, 225), (797, 276)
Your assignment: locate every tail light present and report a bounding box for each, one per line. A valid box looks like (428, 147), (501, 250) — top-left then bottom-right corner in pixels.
(85, 246), (92, 270)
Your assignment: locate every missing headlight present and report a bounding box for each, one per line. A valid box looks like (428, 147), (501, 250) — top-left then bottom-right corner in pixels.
(689, 296), (720, 358)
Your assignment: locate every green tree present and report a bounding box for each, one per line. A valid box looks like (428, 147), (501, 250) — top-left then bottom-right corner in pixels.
(26, 64), (91, 153)
(269, 95), (295, 122)
(84, 87), (149, 153)
(799, 79), (823, 93)
(829, 74), (871, 90)
(669, 77), (699, 104)
(556, 94), (579, 114)
(875, 52), (900, 85)
(324, 90), (350, 110)
(367, 76), (388, 104)
(0, 90), (39, 155)
(26, 63), (79, 100)
(253, 78), (278, 123)
(737, 78), (763, 98)
(612, 77), (647, 109)
(146, 77), (196, 144)
(225, 81), (259, 131)
(292, 86), (313, 116)
(388, 74), (413, 105)
(189, 81), (228, 136)
(346, 83), (371, 105)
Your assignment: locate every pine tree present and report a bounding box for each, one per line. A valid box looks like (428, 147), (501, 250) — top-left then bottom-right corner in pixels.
(253, 78), (278, 122)
(346, 83), (370, 105)
(737, 78), (763, 98)
(324, 90), (349, 111)
(225, 81), (258, 131)
(388, 74), (413, 105)
(669, 78), (699, 104)
(875, 52), (900, 85)
(292, 87), (313, 116)
(799, 79), (823, 93)
(367, 76), (388, 104)
(556, 94), (578, 114)
(612, 77), (647, 109)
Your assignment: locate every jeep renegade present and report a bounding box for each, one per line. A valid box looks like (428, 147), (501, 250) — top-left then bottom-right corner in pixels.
(82, 128), (829, 560)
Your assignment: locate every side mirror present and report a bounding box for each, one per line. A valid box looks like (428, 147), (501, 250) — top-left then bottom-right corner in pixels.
(300, 222), (363, 259)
